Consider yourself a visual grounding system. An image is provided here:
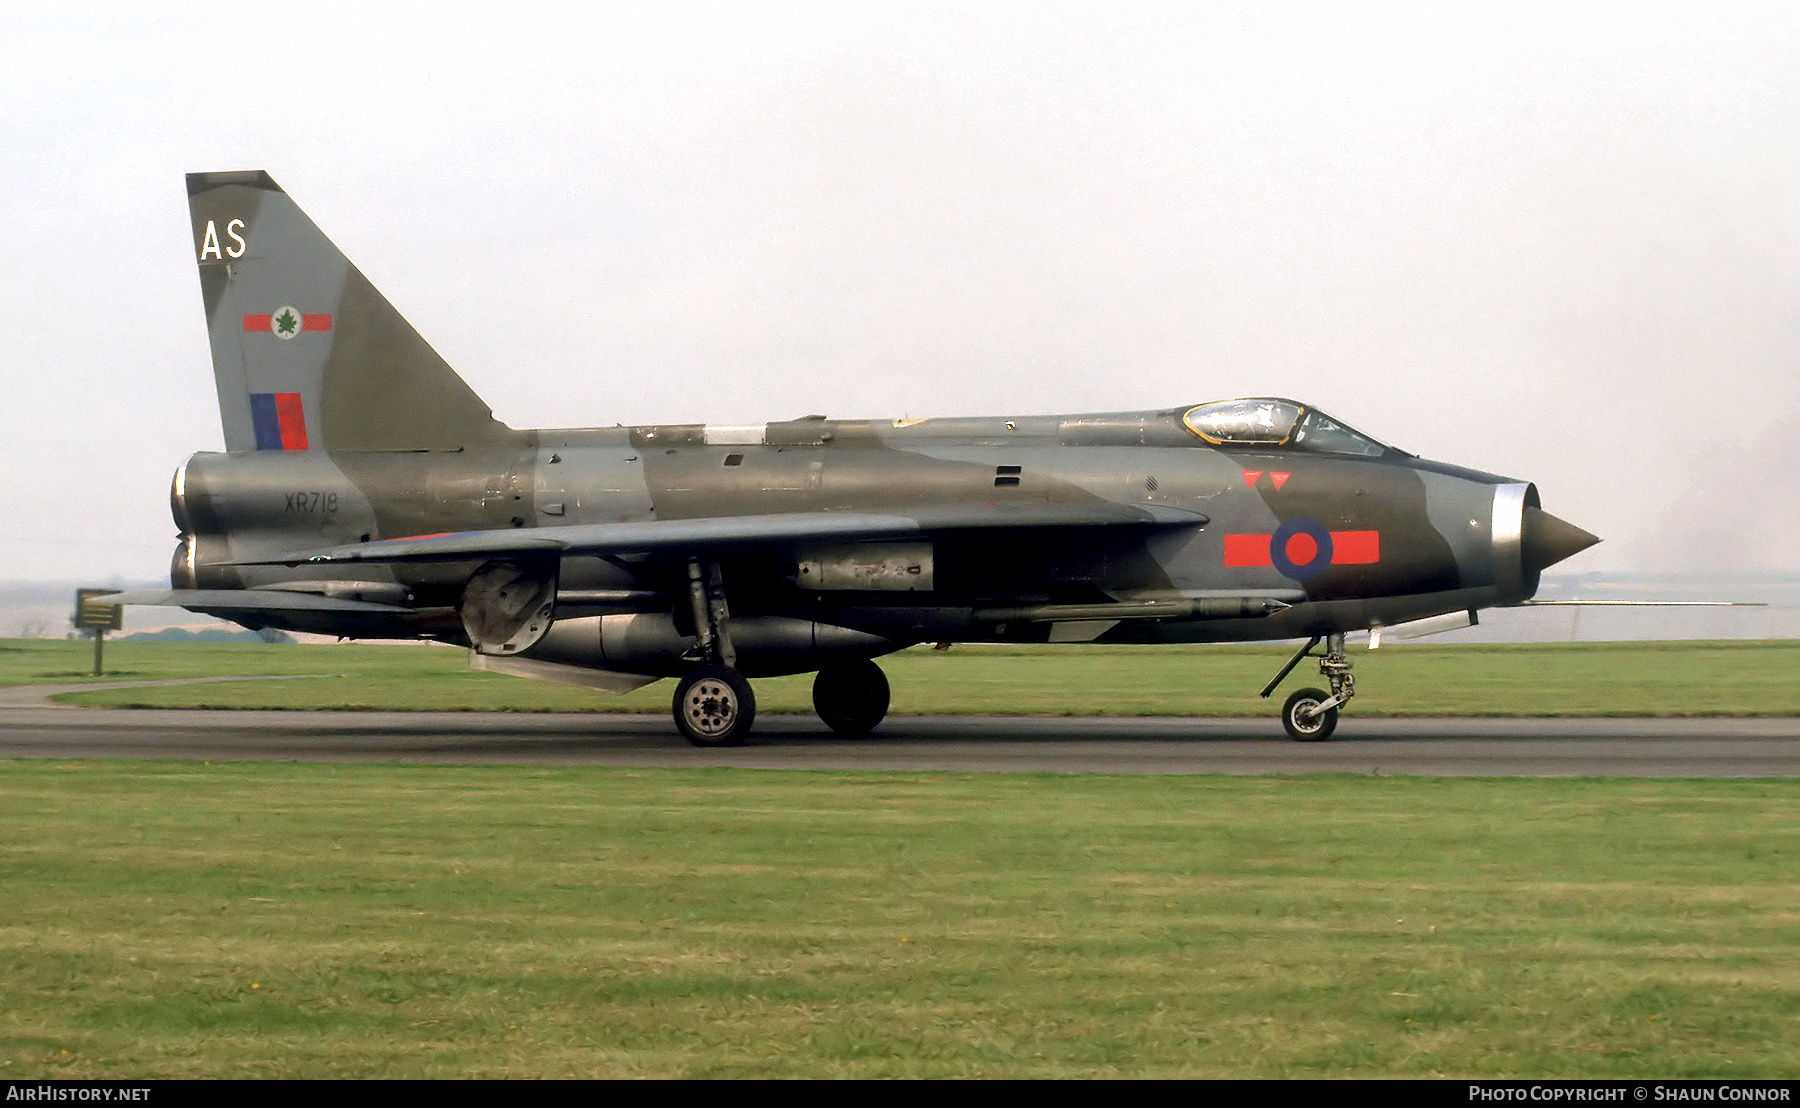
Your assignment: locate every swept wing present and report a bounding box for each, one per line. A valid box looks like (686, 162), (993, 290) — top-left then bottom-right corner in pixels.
(226, 503), (1209, 567)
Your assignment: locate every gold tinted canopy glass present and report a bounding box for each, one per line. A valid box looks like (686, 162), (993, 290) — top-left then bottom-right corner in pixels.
(1182, 399), (1304, 444)
(1182, 399), (1389, 456)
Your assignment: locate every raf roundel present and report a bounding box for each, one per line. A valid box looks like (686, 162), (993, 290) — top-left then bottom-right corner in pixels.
(1270, 517), (1335, 581)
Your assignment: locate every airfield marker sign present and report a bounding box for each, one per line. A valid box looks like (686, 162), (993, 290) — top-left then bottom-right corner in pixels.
(73, 588), (122, 675)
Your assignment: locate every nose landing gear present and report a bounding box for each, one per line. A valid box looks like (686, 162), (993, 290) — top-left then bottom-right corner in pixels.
(1262, 632), (1356, 741)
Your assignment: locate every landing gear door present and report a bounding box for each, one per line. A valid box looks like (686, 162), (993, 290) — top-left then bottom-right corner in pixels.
(461, 558), (558, 655)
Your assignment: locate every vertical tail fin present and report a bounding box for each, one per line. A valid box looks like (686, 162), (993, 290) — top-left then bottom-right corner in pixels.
(186, 171), (520, 453)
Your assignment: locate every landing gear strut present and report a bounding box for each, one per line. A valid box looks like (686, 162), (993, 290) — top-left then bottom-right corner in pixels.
(812, 659), (890, 736)
(1262, 632), (1356, 742)
(672, 561), (755, 747)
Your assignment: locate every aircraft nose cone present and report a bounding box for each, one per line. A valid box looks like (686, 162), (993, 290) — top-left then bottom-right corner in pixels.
(1521, 507), (1600, 574)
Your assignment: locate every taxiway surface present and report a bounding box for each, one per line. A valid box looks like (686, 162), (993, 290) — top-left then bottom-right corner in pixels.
(1, 700), (1795, 775)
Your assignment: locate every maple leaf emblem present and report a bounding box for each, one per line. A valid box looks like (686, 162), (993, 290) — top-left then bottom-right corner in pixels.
(274, 308), (299, 336)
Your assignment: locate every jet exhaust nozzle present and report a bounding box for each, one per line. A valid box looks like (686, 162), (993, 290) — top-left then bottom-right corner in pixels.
(1521, 507), (1600, 575)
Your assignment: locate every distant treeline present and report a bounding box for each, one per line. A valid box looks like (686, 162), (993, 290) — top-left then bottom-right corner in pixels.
(111, 627), (295, 645)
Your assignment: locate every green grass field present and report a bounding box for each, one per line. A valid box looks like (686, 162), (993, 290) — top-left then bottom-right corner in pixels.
(3, 639), (1795, 1077)
(1, 638), (1796, 716)
(1, 764), (1795, 1078)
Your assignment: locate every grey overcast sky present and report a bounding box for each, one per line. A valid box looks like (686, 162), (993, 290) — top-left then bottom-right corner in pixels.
(3, 2), (1797, 583)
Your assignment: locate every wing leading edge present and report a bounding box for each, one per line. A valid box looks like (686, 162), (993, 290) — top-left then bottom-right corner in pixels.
(227, 503), (1210, 567)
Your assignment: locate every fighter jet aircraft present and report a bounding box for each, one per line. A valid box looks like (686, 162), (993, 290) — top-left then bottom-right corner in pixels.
(106, 171), (1600, 745)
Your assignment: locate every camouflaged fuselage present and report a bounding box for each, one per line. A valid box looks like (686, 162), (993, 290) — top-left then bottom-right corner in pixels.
(172, 406), (1539, 650)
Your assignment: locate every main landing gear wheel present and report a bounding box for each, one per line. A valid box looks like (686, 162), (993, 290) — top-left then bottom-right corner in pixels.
(673, 664), (756, 747)
(812, 660), (890, 737)
(1282, 687), (1338, 742)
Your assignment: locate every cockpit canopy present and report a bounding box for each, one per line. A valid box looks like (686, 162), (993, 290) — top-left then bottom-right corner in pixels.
(1181, 398), (1393, 457)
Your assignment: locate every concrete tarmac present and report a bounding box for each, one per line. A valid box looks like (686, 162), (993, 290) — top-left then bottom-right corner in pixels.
(0, 689), (1795, 775)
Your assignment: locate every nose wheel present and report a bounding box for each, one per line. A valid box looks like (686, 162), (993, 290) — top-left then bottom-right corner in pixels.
(1262, 632), (1355, 741)
(1281, 688), (1338, 741)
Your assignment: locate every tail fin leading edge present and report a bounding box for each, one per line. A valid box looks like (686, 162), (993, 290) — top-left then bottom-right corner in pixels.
(186, 171), (518, 453)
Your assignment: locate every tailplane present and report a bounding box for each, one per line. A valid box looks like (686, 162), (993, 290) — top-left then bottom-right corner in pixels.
(186, 171), (518, 453)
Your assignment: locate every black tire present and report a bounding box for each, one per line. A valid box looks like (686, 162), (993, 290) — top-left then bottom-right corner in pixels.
(1282, 687), (1338, 742)
(811, 659), (890, 737)
(673, 664), (756, 747)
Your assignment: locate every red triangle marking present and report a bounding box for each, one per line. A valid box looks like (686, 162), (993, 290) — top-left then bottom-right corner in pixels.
(1240, 470), (1263, 488)
(1270, 471), (1291, 490)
